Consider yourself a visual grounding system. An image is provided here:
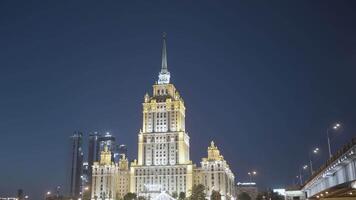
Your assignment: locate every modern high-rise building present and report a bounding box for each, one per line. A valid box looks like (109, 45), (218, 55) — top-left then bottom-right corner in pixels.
(98, 132), (116, 153)
(69, 132), (84, 199)
(114, 144), (128, 163)
(88, 131), (100, 191)
(130, 33), (194, 198)
(118, 144), (128, 156)
(88, 132), (116, 166)
(88, 132), (100, 165)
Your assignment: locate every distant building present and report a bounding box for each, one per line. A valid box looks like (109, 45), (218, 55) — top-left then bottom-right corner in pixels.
(117, 154), (130, 198)
(118, 144), (128, 155)
(91, 146), (116, 200)
(81, 162), (90, 194)
(236, 182), (258, 200)
(273, 187), (306, 200)
(69, 132), (84, 199)
(88, 131), (116, 165)
(284, 187), (306, 200)
(98, 132), (116, 154)
(273, 189), (286, 196)
(114, 144), (128, 163)
(88, 132), (100, 166)
(91, 146), (129, 200)
(17, 189), (24, 200)
(194, 141), (236, 200)
(88, 132), (100, 193)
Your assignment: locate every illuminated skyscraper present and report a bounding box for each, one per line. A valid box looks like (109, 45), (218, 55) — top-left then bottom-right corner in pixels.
(98, 132), (116, 154)
(114, 144), (128, 163)
(89, 34), (237, 200)
(69, 132), (84, 199)
(130, 33), (193, 198)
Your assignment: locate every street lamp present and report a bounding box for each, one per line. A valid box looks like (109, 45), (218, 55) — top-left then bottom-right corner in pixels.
(309, 147), (319, 174)
(327, 123), (341, 158)
(299, 165), (308, 185)
(248, 171), (257, 182)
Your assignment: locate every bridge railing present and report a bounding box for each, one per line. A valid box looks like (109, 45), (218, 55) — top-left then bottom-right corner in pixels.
(303, 137), (356, 187)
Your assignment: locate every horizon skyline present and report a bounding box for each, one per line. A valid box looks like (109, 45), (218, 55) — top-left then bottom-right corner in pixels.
(1, 1), (356, 199)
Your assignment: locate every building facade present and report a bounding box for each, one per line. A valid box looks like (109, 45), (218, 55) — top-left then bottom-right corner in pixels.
(91, 146), (131, 200)
(194, 142), (235, 200)
(117, 155), (130, 199)
(130, 34), (194, 198)
(90, 34), (237, 200)
(91, 146), (117, 200)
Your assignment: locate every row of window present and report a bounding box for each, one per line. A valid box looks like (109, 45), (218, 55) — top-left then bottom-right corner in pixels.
(135, 167), (187, 175)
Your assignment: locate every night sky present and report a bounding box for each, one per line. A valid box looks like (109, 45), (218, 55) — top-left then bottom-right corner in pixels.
(1, 1), (356, 199)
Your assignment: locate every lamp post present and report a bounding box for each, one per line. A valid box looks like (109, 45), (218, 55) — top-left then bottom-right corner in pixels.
(248, 171), (257, 182)
(327, 123), (341, 158)
(299, 165), (308, 185)
(309, 147), (319, 175)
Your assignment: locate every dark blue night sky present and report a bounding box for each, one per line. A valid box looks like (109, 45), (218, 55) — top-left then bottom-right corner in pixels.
(1, 1), (356, 199)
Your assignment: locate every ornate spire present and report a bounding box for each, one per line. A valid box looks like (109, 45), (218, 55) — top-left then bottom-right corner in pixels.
(158, 32), (171, 84)
(161, 32), (168, 73)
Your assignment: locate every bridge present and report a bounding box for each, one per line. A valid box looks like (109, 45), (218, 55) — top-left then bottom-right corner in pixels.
(302, 138), (356, 200)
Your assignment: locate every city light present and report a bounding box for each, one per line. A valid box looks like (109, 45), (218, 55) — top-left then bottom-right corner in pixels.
(327, 122), (342, 158)
(248, 170), (257, 182)
(313, 148), (319, 154)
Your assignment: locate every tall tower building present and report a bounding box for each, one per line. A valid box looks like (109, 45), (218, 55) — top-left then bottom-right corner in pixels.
(69, 132), (84, 198)
(130, 33), (193, 198)
(98, 132), (116, 153)
(114, 144), (128, 163)
(88, 132), (100, 187)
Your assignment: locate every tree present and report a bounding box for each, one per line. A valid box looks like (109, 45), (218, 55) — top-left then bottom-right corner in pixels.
(190, 184), (206, 200)
(178, 192), (186, 200)
(137, 196), (146, 200)
(124, 192), (137, 200)
(172, 192), (178, 199)
(82, 190), (91, 200)
(238, 192), (251, 200)
(210, 190), (221, 200)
